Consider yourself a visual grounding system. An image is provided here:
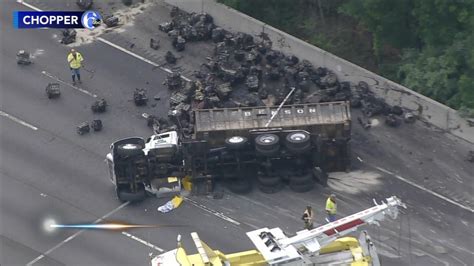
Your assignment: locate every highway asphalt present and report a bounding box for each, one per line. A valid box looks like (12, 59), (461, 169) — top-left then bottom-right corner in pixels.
(1, 1), (252, 265)
(1, 0), (473, 266)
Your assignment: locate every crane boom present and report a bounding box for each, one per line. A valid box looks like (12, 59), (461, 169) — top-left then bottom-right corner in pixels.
(246, 196), (406, 264)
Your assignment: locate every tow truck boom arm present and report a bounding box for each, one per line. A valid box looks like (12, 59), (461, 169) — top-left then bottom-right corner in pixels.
(246, 196), (406, 264)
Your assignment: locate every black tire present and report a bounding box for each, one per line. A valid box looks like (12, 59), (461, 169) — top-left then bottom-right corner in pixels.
(285, 131), (311, 153)
(116, 186), (146, 202)
(255, 134), (280, 156)
(225, 136), (248, 150)
(289, 173), (313, 185)
(257, 175), (281, 186)
(117, 143), (144, 157)
(227, 178), (252, 194)
(289, 182), (314, 193)
(258, 183), (284, 194)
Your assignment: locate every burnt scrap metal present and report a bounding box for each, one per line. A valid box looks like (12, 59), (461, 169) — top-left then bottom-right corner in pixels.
(76, 0), (93, 10)
(157, 7), (415, 131)
(385, 114), (401, 127)
(404, 112), (416, 123)
(172, 36), (186, 51)
(45, 83), (61, 99)
(165, 51), (177, 64)
(17, 50), (32, 65)
(104, 15), (119, 27)
(91, 119), (103, 131)
(76, 122), (90, 135)
(468, 151), (474, 163)
(150, 38), (160, 50)
(357, 117), (371, 129)
(164, 71), (182, 90)
(61, 29), (76, 44)
(133, 88), (148, 106)
(91, 99), (107, 113)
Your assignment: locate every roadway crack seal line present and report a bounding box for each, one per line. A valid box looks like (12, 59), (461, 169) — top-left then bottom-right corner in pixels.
(374, 166), (474, 213)
(41, 71), (98, 98)
(184, 197), (241, 226)
(0, 110), (38, 130)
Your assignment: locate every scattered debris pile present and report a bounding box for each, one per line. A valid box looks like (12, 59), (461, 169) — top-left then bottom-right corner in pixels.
(91, 99), (107, 113)
(104, 15), (119, 28)
(76, 122), (90, 135)
(76, 0), (93, 10)
(150, 38), (160, 50)
(61, 29), (77, 45)
(133, 88), (148, 106)
(468, 151), (474, 163)
(152, 7), (416, 136)
(16, 50), (32, 65)
(45, 83), (61, 99)
(91, 119), (103, 131)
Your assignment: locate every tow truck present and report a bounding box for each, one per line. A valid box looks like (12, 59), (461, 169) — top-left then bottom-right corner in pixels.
(151, 196), (406, 266)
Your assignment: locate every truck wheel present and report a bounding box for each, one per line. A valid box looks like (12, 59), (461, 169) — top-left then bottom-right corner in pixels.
(258, 183), (284, 194)
(225, 136), (248, 150)
(255, 134), (280, 156)
(116, 186), (146, 202)
(285, 131), (311, 153)
(257, 175), (281, 186)
(227, 178), (252, 194)
(117, 143), (144, 157)
(289, 181), (314, 193)
(289, 172), (313, 185)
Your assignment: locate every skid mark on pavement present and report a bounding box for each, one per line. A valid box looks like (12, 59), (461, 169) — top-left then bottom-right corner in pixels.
(27, 202), (130, 265)
(184, 197), (241, 226)
(374, 166), (474, 213)
(41, 71), (97, 98)
(0, 110), (38, 130)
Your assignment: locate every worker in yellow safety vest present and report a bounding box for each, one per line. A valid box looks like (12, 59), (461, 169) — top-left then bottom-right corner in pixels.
(67, 48), (84, 85)
(302, 206), (314, 230)
(325, 194), (337, 222)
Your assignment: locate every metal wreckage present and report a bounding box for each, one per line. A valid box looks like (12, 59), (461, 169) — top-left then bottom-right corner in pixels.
(105, 7), (416, 202)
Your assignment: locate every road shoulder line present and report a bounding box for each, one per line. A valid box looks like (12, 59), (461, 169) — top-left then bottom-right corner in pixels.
(0, 110), (38, 130)
(374, 166), (473, 213)
(96, 37), (191, 82)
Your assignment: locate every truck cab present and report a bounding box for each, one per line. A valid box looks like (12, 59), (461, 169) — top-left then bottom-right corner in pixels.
(105, 131), (182, 202)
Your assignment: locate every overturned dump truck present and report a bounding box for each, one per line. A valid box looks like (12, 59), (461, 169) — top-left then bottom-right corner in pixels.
(106, 101), (351, 202)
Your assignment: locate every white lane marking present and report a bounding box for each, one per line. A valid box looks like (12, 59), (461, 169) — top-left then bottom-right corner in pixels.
(17, 0), (191, 83)
(16, 0), (42, 11)
(97, 37), (192, 82)
(375, 166), (474, 213)
(26, 202), (129, 266)
(184, 197), (241, 226)
(0, 110), (38, 130)
(41, 71), (97, 98)
(121, 232), (164, 252)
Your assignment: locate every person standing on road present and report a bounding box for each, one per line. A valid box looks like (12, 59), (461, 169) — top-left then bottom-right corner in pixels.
(325, 194), (337, 222)
(302, 206), (314, 230)
(67, 48), (84, 85)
